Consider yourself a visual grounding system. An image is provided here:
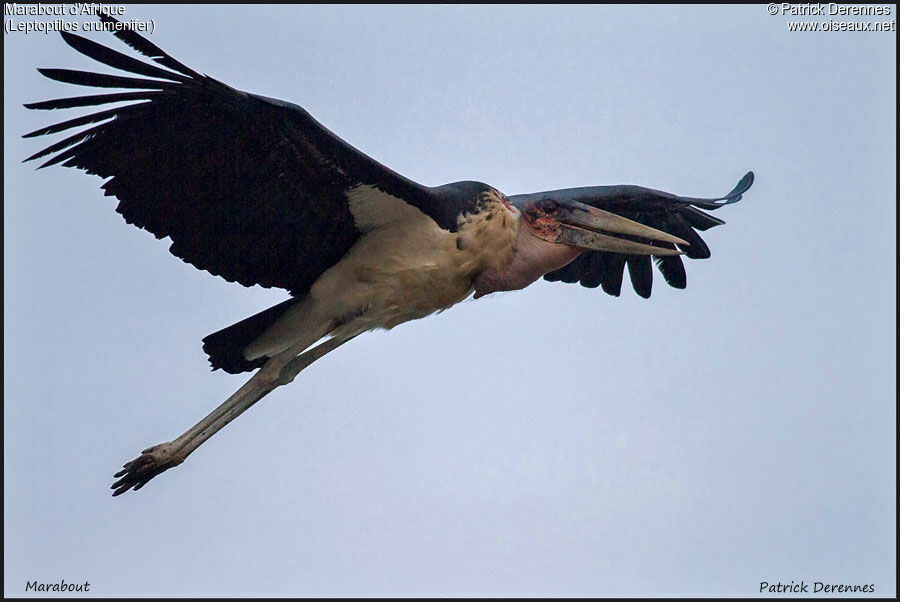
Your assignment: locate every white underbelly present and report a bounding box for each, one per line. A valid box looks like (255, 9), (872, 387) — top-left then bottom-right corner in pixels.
(310, 219), (476, 338)
(245, 185), (519, 360)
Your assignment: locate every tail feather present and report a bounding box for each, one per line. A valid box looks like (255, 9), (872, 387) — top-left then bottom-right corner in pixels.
(202, 298), (302, 374)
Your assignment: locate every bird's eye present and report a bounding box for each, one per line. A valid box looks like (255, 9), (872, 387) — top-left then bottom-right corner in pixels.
(524, 200), (557, 222)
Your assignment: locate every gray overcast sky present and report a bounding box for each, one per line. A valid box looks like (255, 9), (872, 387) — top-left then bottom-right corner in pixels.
(4, 4), (895, 597)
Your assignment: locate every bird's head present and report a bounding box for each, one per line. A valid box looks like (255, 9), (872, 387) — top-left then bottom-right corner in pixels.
(473, 195), (688, 297)
(510, 195), (687, 256)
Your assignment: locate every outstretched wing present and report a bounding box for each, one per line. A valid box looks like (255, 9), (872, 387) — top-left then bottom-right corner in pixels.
(24, 15), (450, 296)
(509, 172), (753, 298)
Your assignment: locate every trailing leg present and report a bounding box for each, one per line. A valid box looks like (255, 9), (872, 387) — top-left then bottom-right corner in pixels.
(111, 335), (355, 496)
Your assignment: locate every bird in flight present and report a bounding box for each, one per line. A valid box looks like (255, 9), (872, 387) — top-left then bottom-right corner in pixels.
(24, 15), (753, 496)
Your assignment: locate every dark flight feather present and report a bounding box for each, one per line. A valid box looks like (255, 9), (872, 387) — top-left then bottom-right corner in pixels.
(97, 14), (201, 79)
(59, 31), (189, 83)
(627, 255), (653, 299)
(24, 16), (458, 297)
(23, 105), (142, 138)
(24, 91), (161, 110)
(36, 67), (173, 90)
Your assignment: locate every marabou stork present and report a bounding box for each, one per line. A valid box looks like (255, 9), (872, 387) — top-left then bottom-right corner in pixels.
(24, 15), (753, 496)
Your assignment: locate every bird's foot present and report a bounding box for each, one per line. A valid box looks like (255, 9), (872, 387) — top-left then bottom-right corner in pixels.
(111, 441), (185, 497)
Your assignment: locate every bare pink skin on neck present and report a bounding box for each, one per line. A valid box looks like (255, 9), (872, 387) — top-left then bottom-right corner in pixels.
(473, 223), (582, 298)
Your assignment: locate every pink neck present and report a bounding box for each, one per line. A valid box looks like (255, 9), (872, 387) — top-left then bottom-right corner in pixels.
(474, 225), (582, 298)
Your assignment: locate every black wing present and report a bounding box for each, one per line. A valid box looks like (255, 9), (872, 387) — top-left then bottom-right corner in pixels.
(24, 15), (452, 296)
(509, 172), (753, 298)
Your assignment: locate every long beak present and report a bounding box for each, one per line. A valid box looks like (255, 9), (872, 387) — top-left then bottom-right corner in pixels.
(526, 199), (688, 256)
